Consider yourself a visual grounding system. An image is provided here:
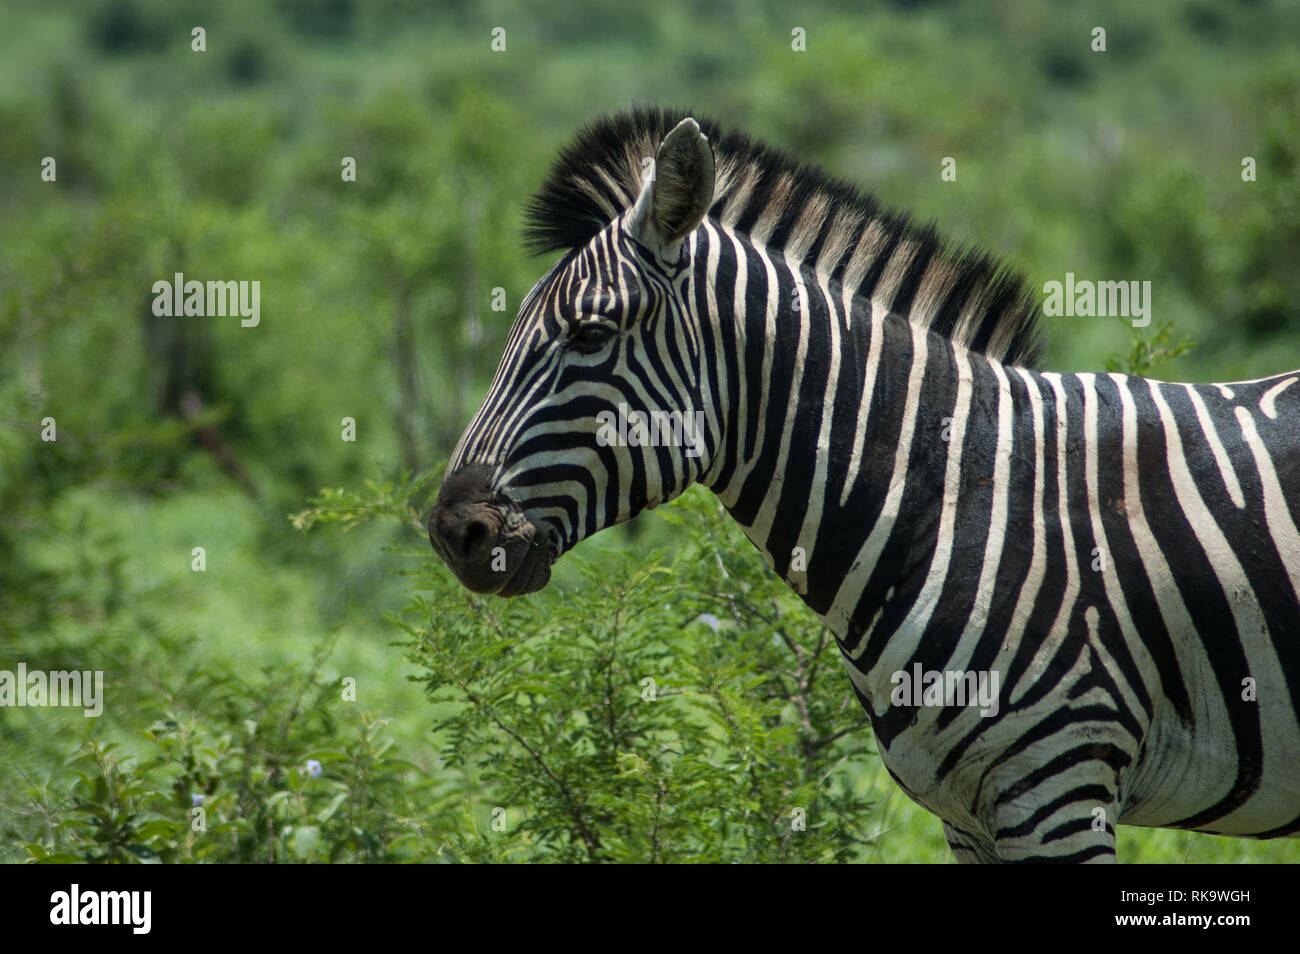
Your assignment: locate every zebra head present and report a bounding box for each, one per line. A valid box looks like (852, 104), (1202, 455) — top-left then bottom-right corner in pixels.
(429, 117), (717, 596)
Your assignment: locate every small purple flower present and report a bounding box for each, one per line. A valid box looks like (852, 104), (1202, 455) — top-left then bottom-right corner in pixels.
(698, 613), (722, 632)
(306, 759), (322, 778)
(191, 793), (204, 807)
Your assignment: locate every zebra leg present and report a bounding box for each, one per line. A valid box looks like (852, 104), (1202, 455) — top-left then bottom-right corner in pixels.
(942, 821), (1001, 864)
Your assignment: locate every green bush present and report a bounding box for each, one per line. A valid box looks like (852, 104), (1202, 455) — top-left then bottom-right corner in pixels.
(6, 475), (878, 863)
(300, 475), (880, 862)
(8, 637), (437, 864)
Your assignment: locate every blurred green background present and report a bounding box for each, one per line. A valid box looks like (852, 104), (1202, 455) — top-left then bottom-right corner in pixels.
(2, 0), (1298, 862)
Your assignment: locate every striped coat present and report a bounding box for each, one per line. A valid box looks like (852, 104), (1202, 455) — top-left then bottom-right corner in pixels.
(430, 108), (1300, 861)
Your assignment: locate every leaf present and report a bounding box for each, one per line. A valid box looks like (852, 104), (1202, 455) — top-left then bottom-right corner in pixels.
(291, 825), (322, 861)
(318, 792), (349, 822)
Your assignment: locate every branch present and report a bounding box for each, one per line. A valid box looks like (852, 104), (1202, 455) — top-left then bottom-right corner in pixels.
(460, 685), (604, 858)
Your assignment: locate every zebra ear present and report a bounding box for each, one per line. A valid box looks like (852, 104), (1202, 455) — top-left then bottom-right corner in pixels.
(627, 117), (715, 257)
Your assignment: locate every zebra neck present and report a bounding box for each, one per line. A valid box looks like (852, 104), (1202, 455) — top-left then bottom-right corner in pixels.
(698, 234), (973, 680)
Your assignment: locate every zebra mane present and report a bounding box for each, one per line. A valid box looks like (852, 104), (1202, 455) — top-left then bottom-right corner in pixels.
(524, 106), (1042, 367)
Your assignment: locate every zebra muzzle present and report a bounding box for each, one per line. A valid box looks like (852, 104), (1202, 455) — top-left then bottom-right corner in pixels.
(427, 464), (556, 597)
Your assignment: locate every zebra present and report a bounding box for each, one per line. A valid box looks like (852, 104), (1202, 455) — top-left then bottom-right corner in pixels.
(428, 107), (1300, 862)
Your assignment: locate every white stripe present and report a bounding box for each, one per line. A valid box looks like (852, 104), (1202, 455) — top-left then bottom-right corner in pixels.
(840, 299), (888, 507)
(714, 234), (780, 513)
(1234, 406), (1300, 603)
(711, 225), (752, 501)
(825, 321), (930, 643)
(883, 347), (974, 658)
(792, 268), (845, 593)
(1107, 372), (1234, 810)
(1259, 376), (1296, 420)
(1014, 373), (1082, 705)
(1183, 384), (1245, 509)
(952, 360), (1014, 656)
(1076, 373), (1150, 726)
(698, 223), (728, 486)
(1003, 368), (1049, 652)
(744, 248), (813, 558)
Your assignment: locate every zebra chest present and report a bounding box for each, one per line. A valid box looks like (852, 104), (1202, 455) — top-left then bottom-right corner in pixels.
(863, 699), (997, 835)
(873, 720), (994, 834)
(834, 655), (993, 830)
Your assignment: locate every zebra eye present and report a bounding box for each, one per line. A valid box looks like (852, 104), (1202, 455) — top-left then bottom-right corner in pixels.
(568, 323), (616, 355)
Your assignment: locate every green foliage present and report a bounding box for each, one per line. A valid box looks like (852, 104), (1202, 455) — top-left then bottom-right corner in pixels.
(6, 628), (439, 864)
(289, 469), (442, 534)
(4, 0), (1299, 865)
(7, 477), (878, 863)
(298, 480), (878, 863)
(1105, 320), (1197, 377)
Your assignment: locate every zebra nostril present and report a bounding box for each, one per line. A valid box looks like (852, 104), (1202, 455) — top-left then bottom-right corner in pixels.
(460, 518), (491, 563)
(429, 503), (498, 568)
(430, 463), (506, 569)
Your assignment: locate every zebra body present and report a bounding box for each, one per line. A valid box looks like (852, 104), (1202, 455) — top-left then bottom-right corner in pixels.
(430, 108), (1300, 861)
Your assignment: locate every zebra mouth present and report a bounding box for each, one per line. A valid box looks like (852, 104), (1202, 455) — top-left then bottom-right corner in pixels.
(494, 525), (557, 597)
(428, 514), (556, 598)
(428, 464), (567, 597)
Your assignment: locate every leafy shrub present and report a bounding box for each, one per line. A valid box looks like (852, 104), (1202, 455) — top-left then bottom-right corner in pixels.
(296, 474), (881, 862)
(7, 473), (878, 863)
(9, 636), (437, 864)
